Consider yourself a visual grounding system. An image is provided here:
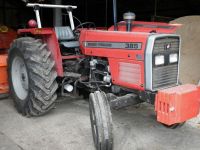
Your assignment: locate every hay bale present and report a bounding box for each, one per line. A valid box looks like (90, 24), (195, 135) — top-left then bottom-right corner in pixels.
(170, 16), (200, 84)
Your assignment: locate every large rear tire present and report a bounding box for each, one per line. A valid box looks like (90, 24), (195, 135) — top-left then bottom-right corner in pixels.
(89, 91), (113, 150)
(8, 37), (58, 116)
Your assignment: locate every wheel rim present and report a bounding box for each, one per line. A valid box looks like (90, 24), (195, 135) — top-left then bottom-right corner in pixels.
(11, 56), (29, 100)
(89, 99), (99, 148)
(91, 105), (98, 145)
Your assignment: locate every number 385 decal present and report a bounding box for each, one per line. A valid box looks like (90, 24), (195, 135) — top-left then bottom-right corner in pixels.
(125, 43), (142, 50)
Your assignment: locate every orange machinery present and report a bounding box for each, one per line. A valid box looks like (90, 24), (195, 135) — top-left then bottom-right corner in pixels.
(0, 26), (16, 97)
(0, 54), (8, 95)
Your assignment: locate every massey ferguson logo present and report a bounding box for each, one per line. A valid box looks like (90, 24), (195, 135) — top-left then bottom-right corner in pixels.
(164, 43), (171, 50)
(84, 42), (142, 50)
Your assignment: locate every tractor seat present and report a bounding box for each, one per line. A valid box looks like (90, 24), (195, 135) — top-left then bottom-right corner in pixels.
(55, 26), (79, 48)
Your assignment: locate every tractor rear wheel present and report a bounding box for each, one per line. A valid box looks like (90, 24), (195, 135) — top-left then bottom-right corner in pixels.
(89, 91), (113, 150)
(8, 37), (58, 116)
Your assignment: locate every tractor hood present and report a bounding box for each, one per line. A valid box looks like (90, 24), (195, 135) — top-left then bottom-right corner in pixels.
(109, 21), (181, 34)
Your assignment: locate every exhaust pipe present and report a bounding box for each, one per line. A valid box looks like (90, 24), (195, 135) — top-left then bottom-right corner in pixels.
(113, 0), (118, 31)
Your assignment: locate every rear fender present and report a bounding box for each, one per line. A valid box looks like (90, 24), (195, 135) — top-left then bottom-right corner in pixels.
(18, 28), (64, 77)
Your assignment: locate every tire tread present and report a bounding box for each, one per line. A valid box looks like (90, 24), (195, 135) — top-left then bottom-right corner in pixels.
(8, 37), (58, 116)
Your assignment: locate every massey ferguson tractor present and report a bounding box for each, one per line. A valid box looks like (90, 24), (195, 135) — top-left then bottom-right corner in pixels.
(8, 1), (200, 150)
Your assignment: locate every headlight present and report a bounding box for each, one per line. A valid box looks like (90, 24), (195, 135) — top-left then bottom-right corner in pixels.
(155, 55), (165, 66)
(169, 53), (178, 63)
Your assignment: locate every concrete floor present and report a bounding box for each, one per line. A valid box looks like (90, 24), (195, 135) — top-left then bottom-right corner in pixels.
(0, 98), (200, 150)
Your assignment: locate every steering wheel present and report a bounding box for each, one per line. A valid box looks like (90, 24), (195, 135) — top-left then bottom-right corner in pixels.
(74, 22), (96, 37)
(75, 22), (96, 30)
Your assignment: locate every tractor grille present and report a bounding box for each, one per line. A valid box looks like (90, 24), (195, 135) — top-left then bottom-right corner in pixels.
(152, 37), (180, 90)
(153, 37), (180, 52)
(153, 64), (178, 89)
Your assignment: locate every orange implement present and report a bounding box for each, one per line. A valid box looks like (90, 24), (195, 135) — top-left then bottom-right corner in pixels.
(0, 26), (16, 50)
(155, 84), (200, 125)
(0, 54), (8, 94)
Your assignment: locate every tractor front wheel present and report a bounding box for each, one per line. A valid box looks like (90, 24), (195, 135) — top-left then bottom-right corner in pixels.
(89, 91), (113, 150)
(8, 37), (58, 116)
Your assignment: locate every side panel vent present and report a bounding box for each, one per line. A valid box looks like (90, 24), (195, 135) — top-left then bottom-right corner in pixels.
(119, 62), (141, 85)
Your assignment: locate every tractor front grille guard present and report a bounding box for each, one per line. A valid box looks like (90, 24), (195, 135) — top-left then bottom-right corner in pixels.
(145, 34), (180, 91)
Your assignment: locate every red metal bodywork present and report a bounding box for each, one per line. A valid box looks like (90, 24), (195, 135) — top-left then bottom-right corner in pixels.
(79, 21), (179, 90)
(109, 21), (180, 33)
(155, 84), (200, 125)
(79, 30), (148, 90)
(18, 28), (64, 76)
(0, 28), (16, 50)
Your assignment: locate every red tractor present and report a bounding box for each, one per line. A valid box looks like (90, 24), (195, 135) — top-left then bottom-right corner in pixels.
(8, 1), (200, 150)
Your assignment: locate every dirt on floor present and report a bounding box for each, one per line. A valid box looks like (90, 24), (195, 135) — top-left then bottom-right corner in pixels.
(0, 98), (200, 150)
(170, 16), (200, 84)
